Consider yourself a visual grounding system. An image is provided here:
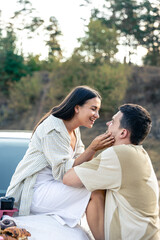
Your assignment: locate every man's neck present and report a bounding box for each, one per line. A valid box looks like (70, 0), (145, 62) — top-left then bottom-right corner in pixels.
(114, 139), (131, 146)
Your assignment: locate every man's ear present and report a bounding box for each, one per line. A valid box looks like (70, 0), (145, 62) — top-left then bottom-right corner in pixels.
(120, 129), (128, 139)
(74, 105), (79, 114)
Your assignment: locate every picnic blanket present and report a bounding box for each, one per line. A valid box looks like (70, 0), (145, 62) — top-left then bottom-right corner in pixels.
(2, 214), (93, 240)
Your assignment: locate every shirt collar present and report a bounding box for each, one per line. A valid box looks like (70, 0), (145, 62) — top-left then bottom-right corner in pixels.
(44, 115), (68, 135)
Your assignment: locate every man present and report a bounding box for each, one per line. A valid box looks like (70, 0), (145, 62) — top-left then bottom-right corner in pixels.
(63, 104), (160, 240)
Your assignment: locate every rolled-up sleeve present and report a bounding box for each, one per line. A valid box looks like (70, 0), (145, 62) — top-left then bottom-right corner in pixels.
(41, 127), (85, 181)
(41, 131), (75, 181)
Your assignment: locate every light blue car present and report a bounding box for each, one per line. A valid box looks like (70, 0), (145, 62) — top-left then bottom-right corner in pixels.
(0, 131), (31, 197)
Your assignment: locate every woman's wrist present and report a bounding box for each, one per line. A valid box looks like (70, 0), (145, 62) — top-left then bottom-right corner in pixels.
(85, 145), (96, 160)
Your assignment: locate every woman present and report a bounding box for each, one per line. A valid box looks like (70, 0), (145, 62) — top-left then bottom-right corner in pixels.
(6, 86), (114, 228)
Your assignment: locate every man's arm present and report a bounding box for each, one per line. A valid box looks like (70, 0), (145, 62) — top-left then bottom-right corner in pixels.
(63, 168), (84, 188)
(63, 165), (106, 240)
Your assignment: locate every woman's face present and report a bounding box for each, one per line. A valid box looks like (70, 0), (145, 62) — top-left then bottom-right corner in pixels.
(75, 97), (101, 128)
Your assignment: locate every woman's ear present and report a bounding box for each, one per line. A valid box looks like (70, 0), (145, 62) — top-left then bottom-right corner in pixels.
(74, 105), (79, 114)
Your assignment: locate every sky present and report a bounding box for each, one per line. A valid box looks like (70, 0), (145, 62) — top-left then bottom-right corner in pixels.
(0, 0), (147, 64)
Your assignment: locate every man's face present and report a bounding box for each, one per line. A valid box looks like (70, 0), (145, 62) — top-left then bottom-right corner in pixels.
(106, 111), (123, 144)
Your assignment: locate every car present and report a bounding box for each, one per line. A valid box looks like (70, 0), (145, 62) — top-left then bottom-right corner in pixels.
(0, 130), (92, 240)
(0, 130), (32, 197)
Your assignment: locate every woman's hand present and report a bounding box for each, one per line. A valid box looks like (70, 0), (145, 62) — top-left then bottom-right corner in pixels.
(88, 132), (114, 152)
(73, 132), (114, 167)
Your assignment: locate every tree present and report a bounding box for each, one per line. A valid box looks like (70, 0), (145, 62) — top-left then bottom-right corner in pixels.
(48, 16), (127, 114)
(96, 0), (160, 65)
(25, 54), (42, 73)
(0, 24), (27, 93)
(77, 18), (118, 65)
(45, 17), (62, 61)
(46, 52), (128, 114)
(11, 0), (44, 39)
(11, 0), (62, 63)
(139, 1), (160, 65)
(8, 73), (42, 113)
(86, 63), (128, 113)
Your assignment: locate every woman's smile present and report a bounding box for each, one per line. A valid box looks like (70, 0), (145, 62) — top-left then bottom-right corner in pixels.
(76, 97), (101, 128)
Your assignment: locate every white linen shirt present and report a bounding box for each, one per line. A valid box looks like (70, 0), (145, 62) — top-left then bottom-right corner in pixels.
(6, 115), (84, 216)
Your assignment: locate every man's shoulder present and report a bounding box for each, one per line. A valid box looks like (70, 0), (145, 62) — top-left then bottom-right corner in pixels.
(102, 144), (132, 154)
(102, 144), (144, 159)
(111, 144), (149, 167)
(113, 144), (143, 153)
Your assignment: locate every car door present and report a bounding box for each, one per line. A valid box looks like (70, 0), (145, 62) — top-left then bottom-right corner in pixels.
(0, 137), (29, 197)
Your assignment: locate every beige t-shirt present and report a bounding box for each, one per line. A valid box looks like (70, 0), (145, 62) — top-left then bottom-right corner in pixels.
(75, 144), (160, 240)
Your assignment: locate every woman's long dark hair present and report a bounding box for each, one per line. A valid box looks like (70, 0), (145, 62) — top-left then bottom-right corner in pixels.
(33, 86), (101, 134)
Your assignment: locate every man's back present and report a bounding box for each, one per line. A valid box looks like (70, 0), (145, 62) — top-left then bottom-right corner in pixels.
(74, 144), (160, 239)
(104, 144), (159, 240)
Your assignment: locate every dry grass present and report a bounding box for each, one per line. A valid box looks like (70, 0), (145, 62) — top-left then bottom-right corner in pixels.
(143, 138), (160, 180)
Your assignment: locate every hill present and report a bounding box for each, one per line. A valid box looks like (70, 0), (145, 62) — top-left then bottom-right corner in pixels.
(80, 65), (160, 179)
(0, 65), (160, 178)
(124, 65), (160, 140)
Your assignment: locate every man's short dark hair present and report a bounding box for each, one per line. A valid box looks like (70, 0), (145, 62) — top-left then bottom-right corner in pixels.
(119, 104), (152, 145)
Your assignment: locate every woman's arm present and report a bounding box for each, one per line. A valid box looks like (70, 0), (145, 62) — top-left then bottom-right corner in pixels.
(42, 130), (114, 181)
(73, 132), (114, 166)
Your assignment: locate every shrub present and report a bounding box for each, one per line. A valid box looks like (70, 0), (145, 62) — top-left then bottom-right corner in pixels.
(8, 73), (42, 113)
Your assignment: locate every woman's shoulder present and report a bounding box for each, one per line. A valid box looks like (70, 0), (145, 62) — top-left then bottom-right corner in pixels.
(35, 115), (63, 137)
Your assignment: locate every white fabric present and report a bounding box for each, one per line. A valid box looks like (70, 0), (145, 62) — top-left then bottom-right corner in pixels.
(6, 115), (85, 215)
(30, 147), (91, 227)
(2, 215), (93, 240)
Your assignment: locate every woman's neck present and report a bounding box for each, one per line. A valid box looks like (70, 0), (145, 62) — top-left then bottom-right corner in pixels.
(63, 119), (77, 151)
(63, 119), (79, 135)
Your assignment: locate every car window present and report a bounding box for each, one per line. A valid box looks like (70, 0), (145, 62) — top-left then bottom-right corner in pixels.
(0, 138), (29, 197)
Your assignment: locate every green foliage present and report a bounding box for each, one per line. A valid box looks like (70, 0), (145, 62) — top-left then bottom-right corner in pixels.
(45, 17), (62, 61)
(0, 26), (28, 93)
(46, 17), (126, 114)
(59, 55), (89, 89)
(8, 0), (62, 62)
(99, 0), (160, 65)
(47, 53), (128, 114)
(44, 54), (88, 110)
(25, 54), (42, 73)
(87, 63), (128, 113)
(0, 0), (133, 128)
(143, 50), (160, 66)
(77, 19), (118, 65)
(8, 73), (41, 113)
(4, 51), (27, 78)
(11, 0), (44, 38)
